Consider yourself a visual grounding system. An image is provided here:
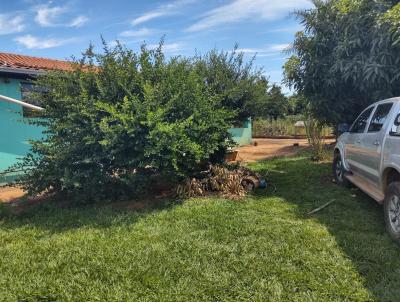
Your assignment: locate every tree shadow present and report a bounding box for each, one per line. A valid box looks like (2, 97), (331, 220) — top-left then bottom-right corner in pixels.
(0, 194), (180, 234)
(251, 156), (400, 301)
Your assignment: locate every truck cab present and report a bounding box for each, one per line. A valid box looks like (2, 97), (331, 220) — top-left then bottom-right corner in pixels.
(334, 97), (400, 241)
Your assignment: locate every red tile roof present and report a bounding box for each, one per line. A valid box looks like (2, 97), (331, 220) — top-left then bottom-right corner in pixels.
(0, 52), (73, 72)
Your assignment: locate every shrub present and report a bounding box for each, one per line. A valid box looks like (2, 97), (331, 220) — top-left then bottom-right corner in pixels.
(13, 42), (235, 201)
(304, 117), (325, 161)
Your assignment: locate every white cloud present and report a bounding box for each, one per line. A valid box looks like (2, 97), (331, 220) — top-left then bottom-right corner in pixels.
(120, 27), (155, 38)
(148, 42), (185, 54)
(14, 34), (73, 49)
(187, 0), (312, 32)
(34, 4), (67, 27)
(236, 43), (290, 56)
(267, 25), (303, 33)
(266, 43), (290, 52)
(34, 4), (89, 28)
(163, 43), (185, 53)
(0, 14), (25, 35)
(131, 0), (194, 26)
(69, 15), (89, 28)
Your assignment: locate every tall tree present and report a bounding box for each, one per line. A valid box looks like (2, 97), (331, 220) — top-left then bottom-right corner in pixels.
(284, 0), (400, 125)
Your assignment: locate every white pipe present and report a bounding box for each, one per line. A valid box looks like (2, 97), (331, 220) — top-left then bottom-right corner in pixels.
(0, 94), (44, 111)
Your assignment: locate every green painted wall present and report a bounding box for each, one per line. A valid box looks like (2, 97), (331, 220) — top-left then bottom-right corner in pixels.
(228, 118), (252, 146)
(0, 77), (44, 183)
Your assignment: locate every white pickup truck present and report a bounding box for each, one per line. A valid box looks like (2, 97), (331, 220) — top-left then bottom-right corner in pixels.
(333, 97), (400, 241)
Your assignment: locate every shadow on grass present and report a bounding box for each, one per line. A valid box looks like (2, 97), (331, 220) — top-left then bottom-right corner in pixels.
(251, 156), (400, 301)
(0, 195), (181, 234)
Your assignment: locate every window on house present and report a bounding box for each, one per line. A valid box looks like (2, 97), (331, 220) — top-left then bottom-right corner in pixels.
(20, 82), (43, 118)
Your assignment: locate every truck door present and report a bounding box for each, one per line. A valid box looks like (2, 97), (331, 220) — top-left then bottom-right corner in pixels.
(359, 102), (394, 183)
(346, 106), (374, 175)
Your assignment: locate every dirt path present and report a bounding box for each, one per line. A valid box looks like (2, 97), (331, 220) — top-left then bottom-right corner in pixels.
(0, 138), (334, 202)
(0, 186), (25, 202)
(236, 138), (334, 162)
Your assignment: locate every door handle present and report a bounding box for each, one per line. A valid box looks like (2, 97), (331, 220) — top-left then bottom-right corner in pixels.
(373, 140), (380, 146)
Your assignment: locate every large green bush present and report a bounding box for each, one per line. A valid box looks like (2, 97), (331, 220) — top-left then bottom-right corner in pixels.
(14, 43), (235, 201)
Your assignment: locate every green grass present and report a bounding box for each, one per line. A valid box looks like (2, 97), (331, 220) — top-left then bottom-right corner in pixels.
(1, 153), (400, 301)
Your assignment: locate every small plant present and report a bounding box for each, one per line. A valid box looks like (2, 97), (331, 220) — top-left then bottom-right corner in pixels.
(304, 116), (325, 161)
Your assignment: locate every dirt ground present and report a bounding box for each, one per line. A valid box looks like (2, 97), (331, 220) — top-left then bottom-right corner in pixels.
(0, 186), (25, 202)
(0, 138), (334, 202)
(236, 138), (316, 162)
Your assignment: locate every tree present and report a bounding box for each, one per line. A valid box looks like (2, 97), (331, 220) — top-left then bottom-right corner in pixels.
(264, 84), (289, 120)
(284, 0), (400, 125)
(287, 94), (308, 116)
(193, 47), (289, 121)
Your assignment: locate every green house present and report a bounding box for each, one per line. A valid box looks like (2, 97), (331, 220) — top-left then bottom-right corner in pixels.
(228, 118), (252, 146)
(0, 53), (72, 184)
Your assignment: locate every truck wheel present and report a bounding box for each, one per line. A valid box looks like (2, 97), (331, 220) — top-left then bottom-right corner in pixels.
(333, 153), (350, 187)
(384, 182), (400, 241)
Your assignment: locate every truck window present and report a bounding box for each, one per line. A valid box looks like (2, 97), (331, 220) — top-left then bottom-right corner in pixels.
(350, 107), (374, 133)
(368, 103), (393, 133)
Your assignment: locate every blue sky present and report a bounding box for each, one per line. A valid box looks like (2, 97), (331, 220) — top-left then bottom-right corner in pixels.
(0, 0), (313, 92)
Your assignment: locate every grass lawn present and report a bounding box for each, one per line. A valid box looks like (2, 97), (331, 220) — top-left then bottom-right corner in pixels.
(1, 152), (400, 301)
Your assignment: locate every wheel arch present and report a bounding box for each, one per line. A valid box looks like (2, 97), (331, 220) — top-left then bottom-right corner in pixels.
(333, 144), (350, 171)
(382, 167), (400, 192)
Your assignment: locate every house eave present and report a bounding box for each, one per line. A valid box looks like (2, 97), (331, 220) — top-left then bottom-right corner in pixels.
(0, 67), (45, 77)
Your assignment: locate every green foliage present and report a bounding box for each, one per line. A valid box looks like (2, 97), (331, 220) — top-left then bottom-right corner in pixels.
(284, 0), (400, 125)
(13, 42), (235, 201)
(253, 115), (332, 137)
(287, 94), (308, 115)
(253, 115), (304, 137)
(193, 47), (264, 121)
(382, 3), (400, 36)
(193, 47), (289, 120)
(248, 84), (290, 120)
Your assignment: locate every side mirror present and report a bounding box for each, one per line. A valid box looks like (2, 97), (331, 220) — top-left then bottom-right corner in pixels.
(338, 123), (349, 134)
(390, 114), (400, 136)
(394, 113), (400, 126)
(390, 125), (400, 136)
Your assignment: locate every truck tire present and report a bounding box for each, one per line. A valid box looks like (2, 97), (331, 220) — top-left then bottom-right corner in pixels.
(384, 182), (400, 242)
(332, 153), (350, 187)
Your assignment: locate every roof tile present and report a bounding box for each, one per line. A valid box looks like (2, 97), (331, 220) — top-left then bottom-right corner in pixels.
(0, 52), (73, 72)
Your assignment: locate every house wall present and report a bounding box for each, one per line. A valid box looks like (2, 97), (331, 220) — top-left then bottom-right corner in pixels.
(0, 77), (44, 183)
(228, 118), (252, 146)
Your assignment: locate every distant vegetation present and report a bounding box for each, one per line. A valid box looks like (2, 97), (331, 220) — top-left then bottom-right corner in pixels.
(253, 116), (332, 138)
